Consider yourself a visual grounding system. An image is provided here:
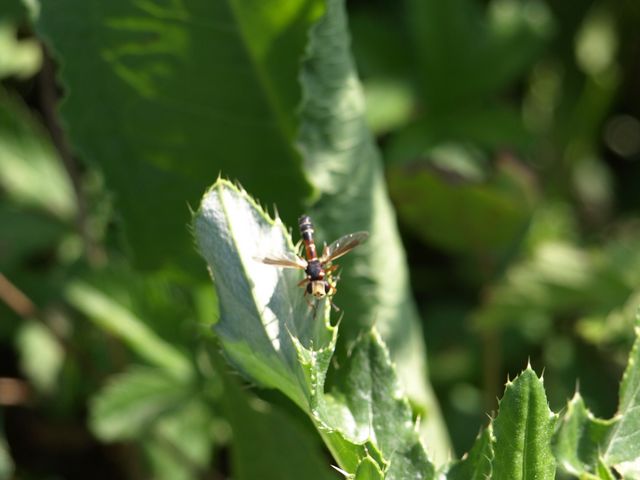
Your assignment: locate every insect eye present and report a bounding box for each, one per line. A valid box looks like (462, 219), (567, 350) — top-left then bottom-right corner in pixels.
(324, 283), (330, 294)
(306, 283), (312, 294)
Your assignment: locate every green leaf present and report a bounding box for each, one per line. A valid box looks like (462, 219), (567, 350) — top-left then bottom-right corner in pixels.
(296, 0), (450, 461)
(64, 281), (192, 378)
(447, 425), (494, 480)
(139, 398), (215, 480)
(0, 21), (42, 79)
(93, 368), (215, 480)
(493, 367), (558, 480)
(218, 358), (337, 480)
(387, 154), (533, 257)
(16, 321), (64, 394)
(552, 318), (640, 478)
(193, 179), (436, 477)
(36, 0), (323, 271)
(594, 457), (616, 480)
(553, 393), (615, 476)
(354, 456), (384, 480)
(603, 320), (640, 466)
(90, 366), (193, 441)
(323, 331), (435, 479)
(0, 90), (74, 220)
(193, 179), (332, 409)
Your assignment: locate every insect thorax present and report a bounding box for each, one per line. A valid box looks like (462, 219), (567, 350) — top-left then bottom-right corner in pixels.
(306, 260), (324, 280)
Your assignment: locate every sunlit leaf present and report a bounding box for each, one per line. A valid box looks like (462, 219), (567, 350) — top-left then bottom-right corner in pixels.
(193, 179), (331, 409)
(193, 179), (435, 478)
(0, 91), (74, 220)
(16, 320), (64, 394)
(0, 22), (41, 79)
(553, 393), (615, 476)
(296, 0), (450, 461)
(493, 367), (558, 479)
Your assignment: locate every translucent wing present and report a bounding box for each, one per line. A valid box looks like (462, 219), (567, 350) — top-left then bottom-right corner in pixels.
(321, 231), (369, 263)
(257, 251), (307, 270)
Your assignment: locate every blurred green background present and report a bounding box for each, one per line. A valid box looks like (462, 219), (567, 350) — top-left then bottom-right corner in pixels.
(1, 0), (640, 478)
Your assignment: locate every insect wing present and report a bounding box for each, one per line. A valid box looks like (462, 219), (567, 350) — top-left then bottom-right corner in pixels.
(258, 251), (307, 270)
(321, 231), (369, 263)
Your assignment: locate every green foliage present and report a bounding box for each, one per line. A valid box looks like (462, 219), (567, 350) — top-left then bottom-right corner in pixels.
(447, 426), (493, 480)
(65, 280), (192, 378)
(15, 321), (64, 394)
(218, 363), (337, 480)
(493, 368), (557, 479)
(2, 0), (640, 478)
(194, 179), (640, 478)
(36, 0), (323, 271)
(554, 320), (640, 478)
(194, 179), (435, 478)
(89, 366), (195, 441)
(0, 91), (73, 220)
(297, 0), (450, 460)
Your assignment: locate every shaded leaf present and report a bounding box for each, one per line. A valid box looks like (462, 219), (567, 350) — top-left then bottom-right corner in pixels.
(405, 0), (553, 112)
(388, 154), (533, 257)
(0, 204), (67, 272)
(447, 425), (494, 480)
(36, 0), (323, 270)
(65, 281), (192, 378)
(386, 106), (533, 161)
(493, 367), (557, 480)
(139, 398), (215, 480)
(218, 357), (337, 480)
(90, 367), (193, 441)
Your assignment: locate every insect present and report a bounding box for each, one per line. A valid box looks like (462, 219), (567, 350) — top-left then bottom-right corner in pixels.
(259, 215), (369, 302)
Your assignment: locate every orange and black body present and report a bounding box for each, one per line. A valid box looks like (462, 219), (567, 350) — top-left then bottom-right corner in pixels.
(259, 214), (369, 303)
(298, 215), (331, 297)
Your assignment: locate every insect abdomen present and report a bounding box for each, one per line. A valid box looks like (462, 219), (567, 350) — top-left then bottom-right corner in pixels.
(298, 215), (318, 261)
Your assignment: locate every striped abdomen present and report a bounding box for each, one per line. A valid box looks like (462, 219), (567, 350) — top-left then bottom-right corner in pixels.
(298, 215), (318, 262)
